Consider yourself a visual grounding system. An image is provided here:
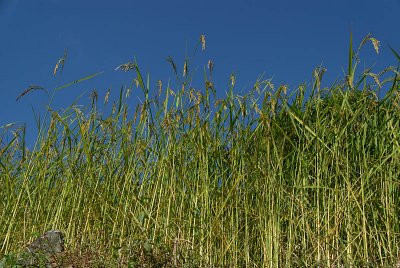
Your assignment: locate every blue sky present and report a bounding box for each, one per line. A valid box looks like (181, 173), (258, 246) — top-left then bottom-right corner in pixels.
(1, 0), (400, 145)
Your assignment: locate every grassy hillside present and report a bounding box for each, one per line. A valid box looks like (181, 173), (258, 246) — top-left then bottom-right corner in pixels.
(1, 35), (400, 267)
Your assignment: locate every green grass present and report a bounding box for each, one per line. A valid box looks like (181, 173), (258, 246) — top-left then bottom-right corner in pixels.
(1, 34), (400, 267)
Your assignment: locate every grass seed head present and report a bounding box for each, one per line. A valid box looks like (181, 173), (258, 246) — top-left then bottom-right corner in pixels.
(183, 60), (188, 77)
(104, 89), (110, 104)
(157, 80), (162, 96)
(208, 59), (214, 73)
(16, 85), (47, 102)
(370, 37), (380, 54)
(200, 34), (206, 50)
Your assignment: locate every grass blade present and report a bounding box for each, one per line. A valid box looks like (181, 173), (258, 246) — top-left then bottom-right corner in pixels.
(55, 71), (104, 91)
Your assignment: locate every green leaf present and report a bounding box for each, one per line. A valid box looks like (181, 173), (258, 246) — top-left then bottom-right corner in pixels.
(388, 45), (400, 62)
(143, 241), (152, 253)
(55, 71), (104, 91)
(348, 32), (353, 77)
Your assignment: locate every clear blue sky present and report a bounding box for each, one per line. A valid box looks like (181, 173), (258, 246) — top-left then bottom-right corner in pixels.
(1, 0), (400, 145)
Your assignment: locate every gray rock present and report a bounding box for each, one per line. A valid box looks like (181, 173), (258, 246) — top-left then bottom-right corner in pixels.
(26, 230), (64, 255)
(16, 230), (65, 267)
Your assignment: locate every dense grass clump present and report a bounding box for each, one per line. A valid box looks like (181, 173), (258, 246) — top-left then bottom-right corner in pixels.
(1, 35), (400, 267)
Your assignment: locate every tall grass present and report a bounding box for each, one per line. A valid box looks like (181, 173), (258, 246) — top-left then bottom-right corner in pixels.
(1, 35), (400, 267)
